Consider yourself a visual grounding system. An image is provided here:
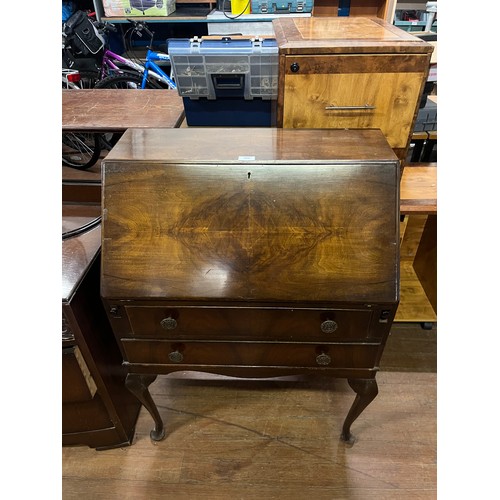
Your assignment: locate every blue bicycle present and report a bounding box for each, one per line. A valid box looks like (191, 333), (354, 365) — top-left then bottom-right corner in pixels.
(94, 20), (176, 90)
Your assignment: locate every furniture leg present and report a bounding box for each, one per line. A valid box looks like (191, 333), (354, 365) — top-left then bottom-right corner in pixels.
(341, 378), (379, 444)
(411, 139), (424, 162)
(421, 139), (437, 161)
(125, 373), (165, 441)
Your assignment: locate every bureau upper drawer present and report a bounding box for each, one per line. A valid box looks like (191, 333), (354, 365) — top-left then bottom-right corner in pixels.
(282, 54), (429, 148)
(121, 339), (380, 370)
(125, 306), (374, 341)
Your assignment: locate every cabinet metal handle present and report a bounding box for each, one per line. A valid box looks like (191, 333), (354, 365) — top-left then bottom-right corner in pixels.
(320, 320), (338, 334)
(160, 317), (178, 330)
(316, 353), (332, 366)
(325, 104), (376, 110)
(168, 350), (183, 363)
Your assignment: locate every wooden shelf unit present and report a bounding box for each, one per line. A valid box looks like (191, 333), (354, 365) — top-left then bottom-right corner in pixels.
(93, 0), (397, 22)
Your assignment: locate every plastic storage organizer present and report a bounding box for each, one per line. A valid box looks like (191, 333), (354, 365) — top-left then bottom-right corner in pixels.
(168, 37), (279, 101)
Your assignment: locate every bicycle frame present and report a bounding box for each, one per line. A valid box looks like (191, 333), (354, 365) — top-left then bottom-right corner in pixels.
(142, 50), (176, 90)
(101, 48), (176, 89)
(62, 68), (81, 89)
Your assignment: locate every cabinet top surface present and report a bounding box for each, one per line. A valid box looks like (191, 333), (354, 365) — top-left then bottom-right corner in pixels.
(273, 17), (433, 54)
(62, 204), (102, 302)
(104, 128), (398, 164)
(101, 128), (399, 304)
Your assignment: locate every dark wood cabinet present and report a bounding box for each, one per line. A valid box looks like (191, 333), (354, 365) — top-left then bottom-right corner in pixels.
(62, 204), (141, 449)
(100, 127), (400, 444)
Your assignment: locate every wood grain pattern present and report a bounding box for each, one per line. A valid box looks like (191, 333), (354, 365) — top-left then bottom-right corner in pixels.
(125, 305), (375, 341)
(272, 17), (434, 54)
(283, 69), (424, 148)
(62, 204), (101, 302)
(104, 127), (399, 164)
(313, 0), (392, 19)
(121, 340), (381, 369)
(274, 16), (433, 165)
(413, 215), (437, 314)
(62, 205), (142, 449)
(400, 163), (437, 214)
(395, 261), (437, 322)
(62, 370), (436, 498)
(62, 89), (185, 132)
(102, 159), (399, 302)
(100, 127), (400, 445)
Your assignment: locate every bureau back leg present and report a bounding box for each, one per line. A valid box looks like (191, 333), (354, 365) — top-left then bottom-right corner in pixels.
(340, 378), (379, 445)
(125, 373), (166, 441)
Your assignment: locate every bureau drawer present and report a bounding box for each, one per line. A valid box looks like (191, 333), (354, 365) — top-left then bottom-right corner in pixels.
(121, 339), (380, 369)
(125, 306), (373, 341)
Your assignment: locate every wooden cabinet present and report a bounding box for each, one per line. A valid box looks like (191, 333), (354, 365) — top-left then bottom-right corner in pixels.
(100, 127), (400, 444)
(273, 16), (433, 162)
(62, 204), (141, 449)
(314, 0), (396, 20)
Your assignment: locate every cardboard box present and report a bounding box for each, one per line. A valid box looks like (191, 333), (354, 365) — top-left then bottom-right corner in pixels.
(102, 0), (176, 17)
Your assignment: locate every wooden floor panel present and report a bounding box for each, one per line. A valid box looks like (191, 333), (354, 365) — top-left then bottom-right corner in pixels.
(62, 369), (436, 499)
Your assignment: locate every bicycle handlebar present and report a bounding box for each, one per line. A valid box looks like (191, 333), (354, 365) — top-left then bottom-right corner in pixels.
(94, 21), (117, 33)
(126, 19), (155, 39)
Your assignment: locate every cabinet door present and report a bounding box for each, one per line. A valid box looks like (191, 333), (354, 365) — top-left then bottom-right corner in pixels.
(282, 54), (429, 149)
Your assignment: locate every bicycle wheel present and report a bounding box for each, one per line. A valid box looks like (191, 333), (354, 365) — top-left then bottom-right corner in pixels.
(100, 131), (123, 151)
(78, 70), (100, 89)
(62, 132), (101, 170)
(94, 72), (163, 89)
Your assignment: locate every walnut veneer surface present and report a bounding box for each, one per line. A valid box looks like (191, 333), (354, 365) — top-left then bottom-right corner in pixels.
(100, 127), (400, 444)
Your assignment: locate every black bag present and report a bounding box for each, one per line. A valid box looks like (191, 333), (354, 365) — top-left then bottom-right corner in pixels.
(64, 11), (105, 55)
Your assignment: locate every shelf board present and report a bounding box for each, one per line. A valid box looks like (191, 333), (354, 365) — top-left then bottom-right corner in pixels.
(395, 260), (437, 323)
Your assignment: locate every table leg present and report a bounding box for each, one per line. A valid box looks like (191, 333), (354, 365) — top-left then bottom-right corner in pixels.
(340, 378), (378, 444)
(421, 139), (437, 161)
(125, 373), (166, 441)
(411, 139), (425, 162)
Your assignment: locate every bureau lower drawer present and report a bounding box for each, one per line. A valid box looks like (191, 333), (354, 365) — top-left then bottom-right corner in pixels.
(125, 306), (374, 341)
(121, 339), (380, 369)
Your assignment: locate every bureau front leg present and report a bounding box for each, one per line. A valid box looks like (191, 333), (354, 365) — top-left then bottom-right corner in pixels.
(341, 378), (379, 444)
(125, 373), (165, 441)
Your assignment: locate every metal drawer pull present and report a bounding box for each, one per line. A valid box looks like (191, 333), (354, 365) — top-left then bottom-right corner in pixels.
(316, 353), (332, 366)
(320, 320), (338, 333)
(168, 350), (183, 363)
(325, 104), (376, 110)
(160, 317), (178, 330)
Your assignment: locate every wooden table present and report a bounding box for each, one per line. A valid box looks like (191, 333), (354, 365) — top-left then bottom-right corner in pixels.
(100, 127), (400, 445)
(397, 163), (437, 323)
(62, 89), (186, 203)
(400, 162), (437, 214)
(62, 89), (185, 132)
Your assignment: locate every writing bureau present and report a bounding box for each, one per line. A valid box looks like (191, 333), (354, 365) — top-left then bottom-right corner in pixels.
(100, 127), (400, 444)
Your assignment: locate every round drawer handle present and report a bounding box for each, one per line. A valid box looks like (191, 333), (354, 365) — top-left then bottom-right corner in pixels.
(160, 317), (177, 330)
(168, 350), (183, 363)
(316, 353), (332, 366)
(320, 320), (338, 334)
(290, 62), (300, 73)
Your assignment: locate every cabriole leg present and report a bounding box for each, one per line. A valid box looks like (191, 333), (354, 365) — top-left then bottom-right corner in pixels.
(341, 378), (379, 444)
(125, 373), (165, 441)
